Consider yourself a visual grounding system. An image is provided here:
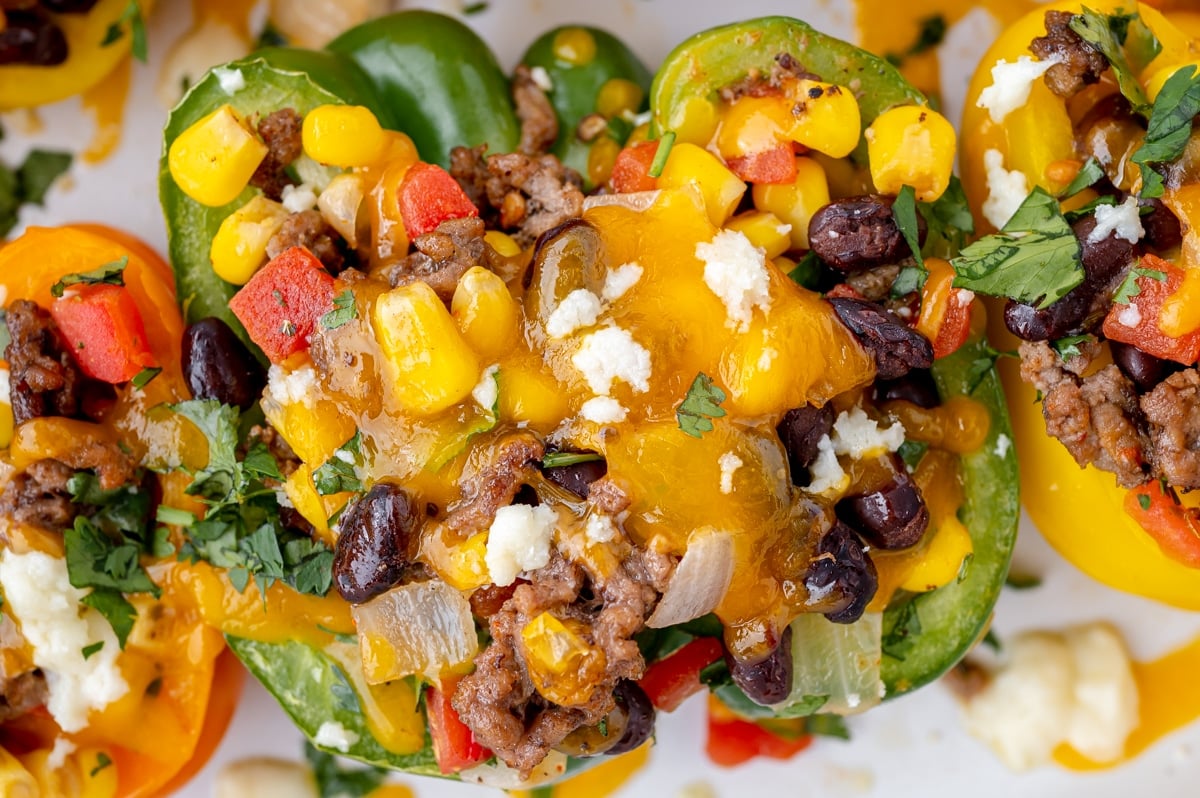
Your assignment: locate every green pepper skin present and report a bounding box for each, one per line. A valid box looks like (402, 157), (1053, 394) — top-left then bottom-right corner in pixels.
(328, 11), (520, 167)
(520, 26), (651, 188)
(650, 16), (926, 165)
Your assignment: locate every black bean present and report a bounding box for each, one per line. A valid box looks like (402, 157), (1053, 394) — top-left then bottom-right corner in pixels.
(1075, 214), (1137, 285)
(332, 483), (423, 604)
(727, 625), (793, 706)
(40, 0), (101, 12)
(1140, 198), (1183, 252)
(0, 10), (67, 66)
(808, 195), (925, 272)
(543, 456), (607, 499)
(1110, 340), (1182, 392)
(512, 484), (540, 505)
(837, 456), (930, 550)
(606, 680), (655, 756)
(874, 368), (940, 408)
(805, 521), (878, 624)
(777, 404), (835, 485)
(182, 318), (267, 410)
(829, 297), (933, 379)
(1003, 296), (1089, 341)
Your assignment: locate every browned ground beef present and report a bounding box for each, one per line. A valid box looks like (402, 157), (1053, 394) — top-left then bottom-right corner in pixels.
(1031, 11), (1108, 98)
(5, 299), (84, 425)
(512, 63), (558, 156)
(381, 217), (487, 302)
(266, 210), (346, 274)
(445, 433), (545, 535)
(0, 458), (76, 530)
(846, 263), (902, 301)
(0, 668), (47, 723)
(251, 108), (303, 200)
(1141, 368), (1200, 490)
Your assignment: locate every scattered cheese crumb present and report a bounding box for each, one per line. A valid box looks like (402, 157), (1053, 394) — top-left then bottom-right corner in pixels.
(806, 434), (849, 495)
(281, 182), (318, 213)
(976, 56), (1056, 124)
(46, 737), (76, 770)
(1089, 196), (1145, 245)
(0, 367), (10, 407)
(1117, 302), (1142, 328)
(994, 433), (1012, 459)
(215, 757), (319, 798)
(546, 289), (603, 339)
(695, 229), (773, 332)
(585, 514), (619, 544)
(571, 326), (652, 395)
(579, 395), (628, 424)
(472, 364), (500, 412)
(602, 262), (644, 302)
(0, 551), (128, 733)
(717, 452), (743, 495)
(212, 66), (246, 95)
(982, 149), (1030, 230)
(529, 65), (554, 92)
(313, 720), (359, 753)
(486, 504), (558, 586)
(831, 407), (906, 458)
(266, 364), (318, 408)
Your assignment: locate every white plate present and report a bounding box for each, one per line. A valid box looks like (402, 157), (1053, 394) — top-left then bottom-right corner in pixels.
(3, 2), (1200, 797)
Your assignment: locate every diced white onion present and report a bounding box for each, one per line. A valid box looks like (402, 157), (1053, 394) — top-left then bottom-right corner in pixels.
(317, 173), (367, 248)
(458, 749), (568, 789)
(352, 580), (477, 684)
(784, 611), (884, 716)
(646, 527), (734, 629)
(583, 191), (661, 212)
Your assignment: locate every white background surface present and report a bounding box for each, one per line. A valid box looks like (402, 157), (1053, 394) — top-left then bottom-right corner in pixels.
(4, 1), (1200, 796)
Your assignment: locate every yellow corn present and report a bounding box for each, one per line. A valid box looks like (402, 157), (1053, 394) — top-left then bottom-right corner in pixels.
(865, 104), (956, 202)
(665, 96), (720, 148)
(716, 95), (790, 160)
(380, 130), (420, 164)
(596, 78), (644, 119)
(263, 395), (357, 467)
(785, 80), (862, 158)
(483, 230), (521, 258)
(0, 747), (37, 798)
(283, 463), (344, 547)
(0, 367), (13, 449)
(752, 156), (830, 250)
(442, 532), (490, 591)
(520, 612), (607, 706)
(373, 281), (481, 415)
(658, 142), (746, 227)
(168, 103), (267, 207)
(451, 266), (520, 361)
(552, 27), (596, 65)
(724, 210), (792, 259)
(302, 104), (388, 168)
(498, 363), (569, 429)
(587, 136), (622, 188)
(209, 195), (289, 285)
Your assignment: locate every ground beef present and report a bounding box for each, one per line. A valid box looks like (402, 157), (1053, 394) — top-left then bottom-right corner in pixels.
(449, 145), (584, 247)
(585, 476), (633, 516)
(5, 299), (85, 425)
(1031, 11), (1108, 98)
(0, 458), (76, 530)
(845, 263), (902, 302)
(1141, 368), (1200, 490)
(0, 668), (47, 723)
(445, 434), (545, 535)
(380, 217), (486, 302)
(1019, 340), (1148, 487)
(512, 63), (558, 156)
(251, 108), (302, 201)
(266, 210), (346, 274)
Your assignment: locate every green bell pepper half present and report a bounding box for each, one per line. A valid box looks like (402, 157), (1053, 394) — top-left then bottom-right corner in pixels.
(520, 25), (651, 188)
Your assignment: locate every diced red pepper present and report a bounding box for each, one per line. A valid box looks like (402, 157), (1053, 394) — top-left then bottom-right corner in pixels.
(1102, 255), (1200, 365)
(725, 144), (797, 185)
(637, 636), (724, 712)
(1125, 480), (1200, 569)
(50, 284), (158, 383)
(228, 246), (336, 364)
(705, 698), (813, 767)
(610, 141), (660, 194)
(930, 288), (973, 359)
(398, 162), (479, 238)
(824, 282), (866, 301)
(915, 258), (973, 359)
(426, 677), (492, 774)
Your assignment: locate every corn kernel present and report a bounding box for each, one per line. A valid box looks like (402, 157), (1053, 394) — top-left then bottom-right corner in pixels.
(658, 142), (746, 227)
(752, 156), (830, 249)
(665, 96), (719, 147)
(900, 517), (973, 593)
(263, 396), (357, 467)
(724, 210), (792, 259)
(865, 105), (956, 202)
(483, 230), (521, 258)
(716, 95), (791, 160)
(443, 532), (490, 591)
(302, 104), (388, 167)
(596, 78), (644, 119)
(168, 103), (268, 207)
(451, 266), (520, 361)
(784, 80), (862, 158)
(209, 195), (290, 285)
(380, 130), (420, 165)
(626, 122), (652, 146)
(552, 27), (596, 66)
(587, 136), (622, 187)
(498, 363), (569, 428)
(520, 612), (607, 706)
(0, 367), (12, 450)
(373, 281), (481, 415)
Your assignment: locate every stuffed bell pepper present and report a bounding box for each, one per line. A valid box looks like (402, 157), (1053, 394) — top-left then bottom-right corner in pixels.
(158, 11), (1017, 786)
(959, 0), (1200, 608)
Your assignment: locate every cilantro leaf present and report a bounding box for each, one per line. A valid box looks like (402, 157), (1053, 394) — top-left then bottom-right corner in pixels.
(131, 366), (161, 389)
(897, 439), (928, 470)
(50, 257), (128, 298)
(541, 451), (604, 468)
(1069, 9), (1152, 113)
(102, 0), (148, 62)
(891, 184), (925, 270)
(320, 290), (357, 330)
(313, 431), (364, 495)
(1052, 334), (1092, 361)
(18, 150), (73, 206)
(171, 400), (241, 499)
(81, 589), (138, 648)
(1060, 157), (1105, 198)
(881, 596), (923, 661)
(676, 372), (727, 438)
(65, 516), (160, 597)
(305, 743), (387, 798)
(786, 250), (822, 290)
(1131, 64), (1200, 198)
(806, 714), (851, 740)
(82, 641), (104, 660)
(90, 752), (114, 778)
(1113, 264), (1167, 305)
(951, 187), (1083, 309)
(917, 175), (974, 259)
(891, 266), (926, 298)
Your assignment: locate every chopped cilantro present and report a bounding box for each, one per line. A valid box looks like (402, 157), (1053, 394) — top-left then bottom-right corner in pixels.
(1113, 264), (1167, 305)
(102, 0), (148, 62)
(314, 431), (364, 495)
(1060, 157), (1105, 198)
(963, 344), (1016, 395)
(806, 714), (851, 740)
(786, 250), (822, 290)
(886, 14), (946, 66)
(50, 257), (128, 298)
(891, 184), (925, 270)
(131, 366), (161, 389)
(156, 505), (196, 527)
(881, 596), (923, 661)
(647, 131), (675, 178)
(320, 290), (357, 330)
(1005, 572), (1042, 590)
(897, 439), (929, 470)
(676, 372), (727, 438)
(1131, 64), (1200, 198)
(18, 150), (73, 207)
(90, 752), (113, 778)
(1051, 334), (1092, 361)
(1069, 9), (1153, 114)
(81, 590), (138, 649)
(81, 641), (104, 660)
(891, 266), (927, 298)
(1138, 493), (1152, 510)
(541, 451), (604, 468)
(305, 742), (386, 798)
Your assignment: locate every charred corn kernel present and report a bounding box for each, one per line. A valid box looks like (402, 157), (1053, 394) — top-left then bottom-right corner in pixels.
(0, 748), (37, 798)
(483, 230), (521, 258)
(302, 104), (387, 167)
(716, 95), (791, 159)
(1146, 61), (1200, 102)
(442, 532), (490, 591)
(263, 396), (357, 467)
(752, 156), (830, 249)
(725, 210), (792, 259)
(658, 142), (746, 226)
(520, 612), (607, 706)
(552, 27), (596, 65)
(451, 266), (520, 361)
(168, 104), (267, 207)
(882, 396), (991, 454)
(498, 365), (569, 428)
(866, 104), (956, 202)
(666, 97), (719, 147)
(210, 195), (290, 284)
(785, 80), (861, 158)
(373, 282), (481, 415)
(597, 78), (644, 119)
(587, 136), (622, 188)
(900, 516), (972, 592)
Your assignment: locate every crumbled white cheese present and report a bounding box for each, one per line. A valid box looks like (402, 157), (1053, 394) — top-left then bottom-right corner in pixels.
(46, 737), (76, 770)
(281, 182), (319, 213)
(529, 65), (554, 92)
(1090, 196), (1145, 245)
(266, 364), (317, 408)
(1117, 302), (1142, 328)
(571, 326), (652, 395)
(216, 757), (319, 798)
(313, 720), (359, 753)
(212, 66), (246, 95)
(585, 513), (619, 544)
(806, 434), (849, 495)
(717, 452), (743, 495)
(976, 56), (1056, 124)
(956, 289), (976, 307)
(695, 229), (773, 332)
(831, 407), (906, 459)
(0, 367), (10, 407)
(579, 396), (628, 424)
(472, 364), (500, 412)
(982, 149), (1030, 230)
(963, 622), (1138, 770)
(0, 551), (128, 733)
(546, 289), (603, 339)
(602, 262), (644, 302)
(994, 434), (1012, 459)
(485, 504), (558, 586)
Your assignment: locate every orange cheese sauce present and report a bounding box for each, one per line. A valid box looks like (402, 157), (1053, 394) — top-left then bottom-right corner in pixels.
(80, 56), (130, 164)
(511, 743), (650, 798)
